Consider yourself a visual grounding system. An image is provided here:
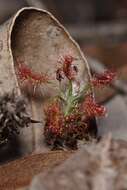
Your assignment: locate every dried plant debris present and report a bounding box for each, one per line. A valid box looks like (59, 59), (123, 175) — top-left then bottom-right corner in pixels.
(29, 136), (127, 190)
(0, 92), (40, 145)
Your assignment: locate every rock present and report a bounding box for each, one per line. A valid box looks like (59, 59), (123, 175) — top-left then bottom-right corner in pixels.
(98, 95), (127, 140)
(29, 136), (127, 190)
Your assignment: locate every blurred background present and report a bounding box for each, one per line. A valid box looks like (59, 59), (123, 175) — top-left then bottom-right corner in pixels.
(1, 0), (127, 114)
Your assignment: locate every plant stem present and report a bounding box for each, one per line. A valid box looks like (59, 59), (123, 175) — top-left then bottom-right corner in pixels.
(63, 80), (92, 116)
(64, 99), (73, 116)
(64, 81), (73, 116)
